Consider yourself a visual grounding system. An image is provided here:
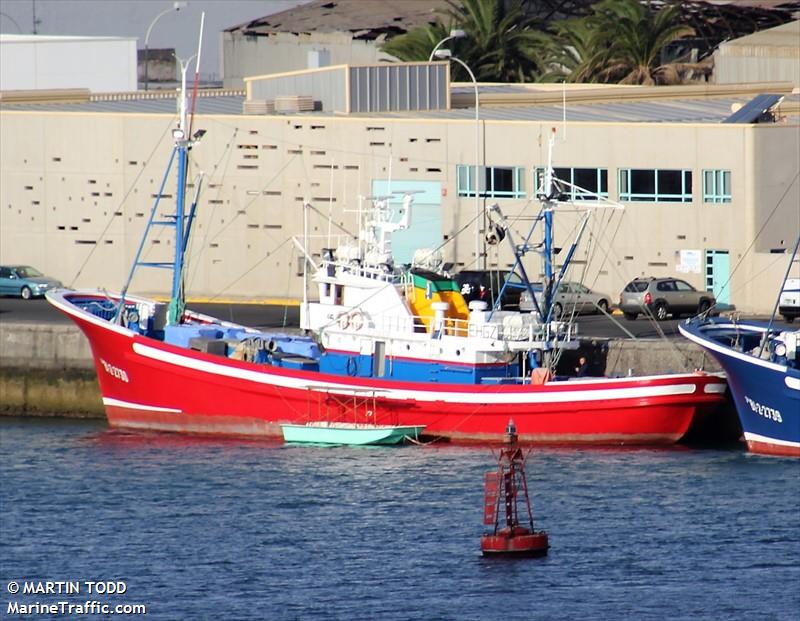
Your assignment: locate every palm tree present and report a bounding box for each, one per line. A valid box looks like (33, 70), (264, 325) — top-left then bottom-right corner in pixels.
(546, 0), (696, 85)
(594, 0), (695, 84)
(380, 22), (452, 64)
(539, 17), (603, 83)
(381, 0), (551, 83)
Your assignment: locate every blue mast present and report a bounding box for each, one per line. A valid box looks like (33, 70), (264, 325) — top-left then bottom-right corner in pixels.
(164, 56), (194, 326)
(167, 120), (189, 325)
(541, 127), (560, 318)
(114, 19), (205, 328)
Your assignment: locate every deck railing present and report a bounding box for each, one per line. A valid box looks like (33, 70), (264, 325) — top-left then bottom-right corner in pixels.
(369, 312), (575, 346)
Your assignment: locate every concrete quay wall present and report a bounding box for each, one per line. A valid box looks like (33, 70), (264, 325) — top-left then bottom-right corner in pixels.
(1, 322), (102, 417)
(0, 322), (722, 417)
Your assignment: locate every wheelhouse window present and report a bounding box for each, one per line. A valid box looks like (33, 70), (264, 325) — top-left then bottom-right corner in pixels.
(618, 169), (692, 203)
(457, 165), (525, 199)
(534, 167), (608, 201)
(703, 169), (731, 203)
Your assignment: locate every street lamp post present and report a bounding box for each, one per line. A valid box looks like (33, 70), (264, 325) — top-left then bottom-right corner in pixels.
(429, 29), (466, 62)
(144, 1), (187, 91)
(434, 49), (482, 268)
(0, 11), (23, 33)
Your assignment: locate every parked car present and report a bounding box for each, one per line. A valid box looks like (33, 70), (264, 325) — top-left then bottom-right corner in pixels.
(0, 265), (62, 299)
(619, 276), (715, 321)
(779, 278), (800, 323)
(520, 281), (612, 317)
(454, 269), (526, 310)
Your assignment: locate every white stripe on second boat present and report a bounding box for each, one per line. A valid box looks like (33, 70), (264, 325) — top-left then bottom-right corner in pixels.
(744, 431), (800, 450)
(131, 342), (723, 405)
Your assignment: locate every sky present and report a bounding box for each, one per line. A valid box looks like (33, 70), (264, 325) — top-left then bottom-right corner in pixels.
(0, 0), (308, 81)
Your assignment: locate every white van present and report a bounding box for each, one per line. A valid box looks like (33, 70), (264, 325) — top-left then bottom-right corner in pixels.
(779, 278), (800, 323)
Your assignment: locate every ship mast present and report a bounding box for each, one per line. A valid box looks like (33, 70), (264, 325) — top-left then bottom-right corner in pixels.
(114, 14), (205, 326)
(167, 13), (205, 325)
(166, 56), (192, 324)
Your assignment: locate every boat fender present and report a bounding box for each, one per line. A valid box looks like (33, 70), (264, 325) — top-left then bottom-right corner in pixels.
(267, 339), (278, 352)
(337, 312), (350, 330)
(350, 310), (364, 331)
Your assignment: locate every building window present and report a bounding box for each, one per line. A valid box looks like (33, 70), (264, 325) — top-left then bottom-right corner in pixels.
(619, 169), (692, 203)
(703, 170), (731, 203)
(534, 167), (608, 200)
(457, 165), (525, 198)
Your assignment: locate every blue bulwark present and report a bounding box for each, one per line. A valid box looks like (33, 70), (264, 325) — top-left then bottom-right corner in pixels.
(722, 94), (783, 124)
(319, 351), (518, 384)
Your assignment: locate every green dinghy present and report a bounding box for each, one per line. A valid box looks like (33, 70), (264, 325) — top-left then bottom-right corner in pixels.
(280, 422), (425, 446)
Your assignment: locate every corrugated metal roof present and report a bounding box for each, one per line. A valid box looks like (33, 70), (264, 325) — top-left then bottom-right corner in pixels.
(373, 97), (759, 124)
(0, 92), (789, 125)
(226, 0), (451, 36)
(718, 19), (800, 49)
(0, 96), (245, 115)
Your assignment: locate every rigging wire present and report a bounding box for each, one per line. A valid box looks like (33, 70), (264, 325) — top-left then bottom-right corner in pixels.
(78, 110), (796, 324)
(710, 170), (799, 313)
(205, 238), (292, 302)
(68, 117), (176, 288)
(184, 127), (239, 292)
(207, 152), (300, 245)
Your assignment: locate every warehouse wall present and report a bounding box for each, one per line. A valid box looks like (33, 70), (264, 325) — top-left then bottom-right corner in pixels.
(1, 108), (797, 312)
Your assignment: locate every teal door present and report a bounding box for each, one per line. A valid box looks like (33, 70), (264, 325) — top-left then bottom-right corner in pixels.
(705, 250), (730, 306)
(371, 180), (441, 265)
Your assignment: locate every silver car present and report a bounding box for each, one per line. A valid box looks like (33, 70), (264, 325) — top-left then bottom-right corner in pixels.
(520, 281), (612, 317)
(619, 277), (715, 321)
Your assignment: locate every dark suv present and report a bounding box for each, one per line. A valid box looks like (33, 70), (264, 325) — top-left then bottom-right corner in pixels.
(454, 269), (525, 310)
(619, 277), (715, 321)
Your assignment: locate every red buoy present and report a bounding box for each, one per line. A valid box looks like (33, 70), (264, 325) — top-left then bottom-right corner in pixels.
(480, 420), (549, 557)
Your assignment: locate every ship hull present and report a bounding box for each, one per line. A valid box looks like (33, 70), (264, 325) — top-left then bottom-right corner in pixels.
(51, 292), (727, 445)
(680, 320), (800, 458)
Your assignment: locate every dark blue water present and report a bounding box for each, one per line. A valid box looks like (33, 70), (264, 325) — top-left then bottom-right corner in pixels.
(1, 417), (798, 620)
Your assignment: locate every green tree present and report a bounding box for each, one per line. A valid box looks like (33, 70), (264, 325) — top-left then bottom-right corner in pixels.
(545, 0), (696, 85)
(380, 22), (452, 64)
(540, 17), (602, 83)
(381, 0), (551, 83)
(595, 0), (695, 84)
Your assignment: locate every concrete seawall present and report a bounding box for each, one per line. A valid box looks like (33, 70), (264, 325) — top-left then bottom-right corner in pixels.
(0, 321), (722, 418)
(1, 322), (102, 417)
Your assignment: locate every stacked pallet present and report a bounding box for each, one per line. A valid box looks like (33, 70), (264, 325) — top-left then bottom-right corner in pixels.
(274, 95), (315, 113)
(242, 99), (275, 114)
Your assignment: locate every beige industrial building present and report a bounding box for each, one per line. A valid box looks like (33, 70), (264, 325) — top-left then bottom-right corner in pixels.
(714, 20), (800, 85)
(221, 0), (453, 89)
(1, 60), (798, 314)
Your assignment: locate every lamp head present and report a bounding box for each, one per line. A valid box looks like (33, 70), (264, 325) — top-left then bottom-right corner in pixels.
(433, 49), (452, 60)
(449, 29), (466, 39)
(173, 1), (187, 10)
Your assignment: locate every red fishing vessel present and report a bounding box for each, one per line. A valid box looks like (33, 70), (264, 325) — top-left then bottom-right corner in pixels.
(46, 63), (726, 444)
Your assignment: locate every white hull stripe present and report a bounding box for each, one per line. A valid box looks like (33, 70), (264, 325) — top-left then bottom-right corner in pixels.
(786, 377), (800, 391)
(103, 397), (182, 413)
(679, 323), (787, 373)
(744, 431), (800, 449)
(132, 342), (713, 405)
